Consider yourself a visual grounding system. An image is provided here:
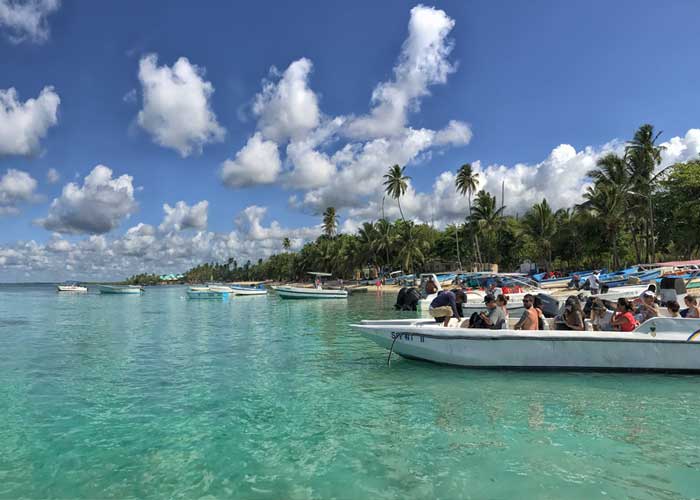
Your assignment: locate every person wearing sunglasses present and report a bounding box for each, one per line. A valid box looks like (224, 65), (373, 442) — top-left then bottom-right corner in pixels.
(514, 294), (539, 330)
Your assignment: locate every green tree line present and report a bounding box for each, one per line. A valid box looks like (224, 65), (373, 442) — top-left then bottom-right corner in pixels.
(130, 124), (700, 284)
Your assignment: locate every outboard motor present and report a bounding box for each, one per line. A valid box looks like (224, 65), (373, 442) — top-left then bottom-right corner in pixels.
(394, 287), (421, 311)
(659, 277), (686, 305)
(536, 293), (561, 318)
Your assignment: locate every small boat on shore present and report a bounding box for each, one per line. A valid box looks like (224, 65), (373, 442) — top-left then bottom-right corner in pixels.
(97, 285), (144, 294)
(352, 317), (700, 372)
(57, 282), (88, 293)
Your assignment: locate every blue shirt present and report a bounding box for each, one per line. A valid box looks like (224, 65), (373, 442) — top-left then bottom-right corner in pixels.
(430, 291), (460, 318)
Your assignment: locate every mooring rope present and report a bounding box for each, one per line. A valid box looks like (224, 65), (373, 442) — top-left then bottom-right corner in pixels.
(387, 333), (401, 366)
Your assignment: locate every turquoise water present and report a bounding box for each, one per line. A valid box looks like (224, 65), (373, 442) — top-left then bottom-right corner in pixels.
(1, 284), (699, 499)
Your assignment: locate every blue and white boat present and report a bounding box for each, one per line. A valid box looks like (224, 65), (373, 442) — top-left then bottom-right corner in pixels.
(228, 284), (268, 296)
(186, 286), (232, 299)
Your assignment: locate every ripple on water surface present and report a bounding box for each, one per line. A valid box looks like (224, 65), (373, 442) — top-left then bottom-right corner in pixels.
(0, 284), (699, 499)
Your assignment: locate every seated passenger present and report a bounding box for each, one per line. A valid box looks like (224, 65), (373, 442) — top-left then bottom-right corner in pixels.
(467, 295), (506, 329)
(514, 294), (539, 330)
(666, 300), (681, 318)
(590, 298), (614, 331)
(429, 289), (466, 327)
(497, 294), (510, 320)
(425, 277), (438, 295)
(684, 295), (700, 318)
(634, 290), (659, 323)
(611, 298), (637, 332)
(555, 296), (585, 331)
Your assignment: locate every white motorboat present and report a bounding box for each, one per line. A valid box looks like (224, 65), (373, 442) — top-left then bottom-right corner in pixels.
(228, 284), (268, 296)
(274, 272), (348, 299)
(57, 282), (88, 293)
(273, 285), (348, 299)
(352, 317), (700, 371)
(97, 285), (144, 294)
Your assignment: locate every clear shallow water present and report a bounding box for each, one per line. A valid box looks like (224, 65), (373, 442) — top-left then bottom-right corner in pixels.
(1, 284), (699, 499)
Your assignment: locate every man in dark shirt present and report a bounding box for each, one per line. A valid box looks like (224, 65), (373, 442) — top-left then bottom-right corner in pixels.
(429, 289), (467, 326)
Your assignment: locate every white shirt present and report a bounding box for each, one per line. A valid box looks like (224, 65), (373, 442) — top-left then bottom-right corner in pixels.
(592, 309), (614, 330)
(587, 274), (600, 290)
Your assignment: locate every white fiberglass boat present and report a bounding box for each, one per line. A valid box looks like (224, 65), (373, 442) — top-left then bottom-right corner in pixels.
(228, 284), (268, 296)
(57, 282), (88, 292)
(97, 285), (144, 294)
(274, 272), (348, 299)
(352, 317), (700, 372)
(273, 285), (348, 299)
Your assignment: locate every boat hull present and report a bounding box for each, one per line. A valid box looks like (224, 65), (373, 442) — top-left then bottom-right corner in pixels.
(353, 318), (700, 371)
(57, 285), (88, 292)
(229, 286), (267, 296)
(98, 285), (143, 294)
(187, 289), (230, 299)
(273, 286), (348, 299)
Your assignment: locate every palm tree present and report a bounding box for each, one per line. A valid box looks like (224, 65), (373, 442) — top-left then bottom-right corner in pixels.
(282, 237), (291, 252)
(396, 221), (430, 272)
(470, 190), (504, 263)
(373, 218), (395, 269)
(357, 222), (379, 274)
(625, 124), (665, 262)
(523, 198), (557, 269)
(580, 183), (625, 268)
(383, 164), (410, 222)
(455, 163), (481, 267)
(322, 207), (338, 238)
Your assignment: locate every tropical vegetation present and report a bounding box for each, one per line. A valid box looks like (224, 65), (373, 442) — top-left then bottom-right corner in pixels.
(125, 124), (700, 284)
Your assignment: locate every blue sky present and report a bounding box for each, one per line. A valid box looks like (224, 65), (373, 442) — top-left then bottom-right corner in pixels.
(1, 0), (700, 280)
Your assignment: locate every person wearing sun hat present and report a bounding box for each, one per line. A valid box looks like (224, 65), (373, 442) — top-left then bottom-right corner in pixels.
(634, 290), (659, 323)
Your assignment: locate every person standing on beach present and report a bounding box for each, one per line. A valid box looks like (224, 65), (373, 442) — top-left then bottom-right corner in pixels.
(587, 271), (601, 295)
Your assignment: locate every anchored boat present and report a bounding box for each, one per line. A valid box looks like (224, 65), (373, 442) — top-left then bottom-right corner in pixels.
(352, 317), (700, 371)
(57, 281), (88, 293)
(273, 272), (348, 299)
(186, 286), (232, 299)
(97, 285), (144, 294)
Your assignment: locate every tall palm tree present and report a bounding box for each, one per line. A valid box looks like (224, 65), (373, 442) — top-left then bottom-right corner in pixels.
(322, 207), (338, 238)
(282, 237), (291, 252)
(624, 124), (665, 262)
(455, 163), (481, 267)
(357, 222), (379, 273)
(523, 199), (557, 269)
(383, 164), (410, 222)
(470, 190), (504, 264)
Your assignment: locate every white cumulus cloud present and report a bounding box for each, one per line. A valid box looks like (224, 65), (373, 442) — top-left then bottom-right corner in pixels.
(253, 58), (320, 143)
(136, 54), (225, 157)
(0, 0), (60, 44)
(344, 5), (456, 139)
(220, 132), (281, 187)
(36, 164), (138, 234)
(0, 86), (60, 156)
(0, 168), (39, 215)
(159, 200), (208, 232)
